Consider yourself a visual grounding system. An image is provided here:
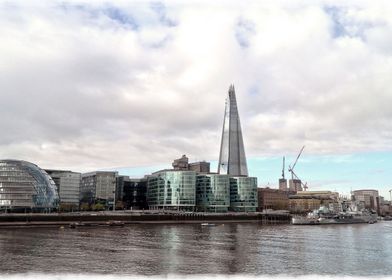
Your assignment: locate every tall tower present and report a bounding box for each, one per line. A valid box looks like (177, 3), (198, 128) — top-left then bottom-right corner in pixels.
(218, 85), (248, 176)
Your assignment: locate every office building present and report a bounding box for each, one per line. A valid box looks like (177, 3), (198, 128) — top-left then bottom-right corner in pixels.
(147, 170), (196, 211)
(45, 169), (81, 208)
(0, 160), (59, 212)
(81, 171), (117, 205)
(229, 176), (257, 212)
(257, 188), (289, 211)
(196, 174), (230, 212)
(116, 176), (147, 209)
(352, 189), (380, 214)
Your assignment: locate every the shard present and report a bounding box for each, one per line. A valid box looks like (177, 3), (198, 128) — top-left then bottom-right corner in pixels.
(218, 85), (248, 176)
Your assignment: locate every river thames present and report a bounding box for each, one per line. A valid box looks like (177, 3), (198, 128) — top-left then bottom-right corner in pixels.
(0, 221), (391, 276)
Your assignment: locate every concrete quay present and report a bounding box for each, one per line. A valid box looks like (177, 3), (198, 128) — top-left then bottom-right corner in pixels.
(0, 210), (291, 228)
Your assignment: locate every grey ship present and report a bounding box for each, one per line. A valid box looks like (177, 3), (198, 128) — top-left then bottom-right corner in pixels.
(292, 203), (378, 225)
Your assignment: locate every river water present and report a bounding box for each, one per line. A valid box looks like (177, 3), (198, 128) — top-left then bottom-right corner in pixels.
(0, 221), (391, 276)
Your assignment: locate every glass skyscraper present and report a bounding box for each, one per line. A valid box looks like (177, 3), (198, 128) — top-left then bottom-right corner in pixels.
(147, 170), (196, 211)
(218, 85), (248, 176)
(218, 85), (258, 212)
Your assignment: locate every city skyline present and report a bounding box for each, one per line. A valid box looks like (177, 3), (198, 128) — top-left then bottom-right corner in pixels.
(1, 1), (392, 198)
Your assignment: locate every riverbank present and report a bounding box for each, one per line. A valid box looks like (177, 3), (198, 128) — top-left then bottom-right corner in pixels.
(0, 210), (291, 228)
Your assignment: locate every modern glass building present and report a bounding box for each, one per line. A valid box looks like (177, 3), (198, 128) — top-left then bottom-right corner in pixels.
(0, 160), (59, 212)
(196, 174), (230, 212)
(80, 171), (117, 206)
(229, 176), (258, 212)
(218, 85), (248, 176)
(147, 170), (196, 211)
(116, 176), (147, 210)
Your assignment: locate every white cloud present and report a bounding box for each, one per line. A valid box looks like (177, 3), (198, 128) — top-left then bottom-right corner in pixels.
(0, 1), (392, 172)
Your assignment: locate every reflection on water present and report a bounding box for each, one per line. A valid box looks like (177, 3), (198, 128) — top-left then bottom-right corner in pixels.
(0, 222), (392, 275)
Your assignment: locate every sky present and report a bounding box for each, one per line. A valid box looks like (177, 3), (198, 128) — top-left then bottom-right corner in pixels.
(1, 0), (392, 198)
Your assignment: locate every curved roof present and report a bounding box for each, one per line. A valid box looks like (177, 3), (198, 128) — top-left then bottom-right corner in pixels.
(0, 159), (59, 209)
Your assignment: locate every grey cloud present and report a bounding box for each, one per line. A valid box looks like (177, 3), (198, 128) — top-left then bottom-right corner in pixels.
(0, 1), (391, 172)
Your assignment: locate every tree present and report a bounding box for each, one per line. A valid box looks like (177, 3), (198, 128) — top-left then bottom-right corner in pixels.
(80, 203), (91, 211)
(92, 203), (105, 211)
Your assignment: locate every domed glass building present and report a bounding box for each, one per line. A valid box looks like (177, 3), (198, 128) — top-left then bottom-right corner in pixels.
(0, 160), (59, 212)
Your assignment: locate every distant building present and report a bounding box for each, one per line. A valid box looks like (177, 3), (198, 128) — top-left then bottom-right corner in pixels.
(0, 160), (58, 212)
(45, 169), (81, 208)
(171, 155), (210, 173)
(288, 191), (340, 213)
(379, 198), (392, 216)
(296, 191), (339, 200)
(289, 197), (320, 213)
(196, 174), (230, 212)
(81, 171), (118, 206)
(352, 189), (380, 214)
(257, 188), (289, 211)
(172, 155), (189, 170)
(147, 170), (196, 211)
(116, 176), (147, 210)
(279, 178), (288, 191)
(289, 179), (302, 192)
(189, 161), (210, 173)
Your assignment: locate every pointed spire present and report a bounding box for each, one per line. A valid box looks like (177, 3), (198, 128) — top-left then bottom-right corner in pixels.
(218, 85), (248, 176)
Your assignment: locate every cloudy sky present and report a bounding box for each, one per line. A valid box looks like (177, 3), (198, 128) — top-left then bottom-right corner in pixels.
(1, 0), (392, 197)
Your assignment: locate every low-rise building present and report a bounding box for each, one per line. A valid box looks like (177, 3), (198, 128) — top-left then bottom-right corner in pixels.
(289, 197), (321, 213)
(257, 188), (289, 211)
(288, 191), (340, 213)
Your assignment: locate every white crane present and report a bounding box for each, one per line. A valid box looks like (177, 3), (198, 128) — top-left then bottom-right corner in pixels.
(288, 146), (308, 191)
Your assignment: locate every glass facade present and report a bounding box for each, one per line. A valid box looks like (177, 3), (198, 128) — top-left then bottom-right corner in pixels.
(147, 170), (196, 211)
(0, 160), (59, 211)
(196, 174), (230, 212)
(116, 176), (147, 210)
(229, 176), (258, 212)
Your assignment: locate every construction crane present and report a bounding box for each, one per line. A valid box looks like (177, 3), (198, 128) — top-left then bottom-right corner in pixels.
(288, 146), (308, 191)
(389, 189), (392, 206)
